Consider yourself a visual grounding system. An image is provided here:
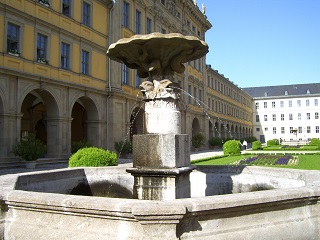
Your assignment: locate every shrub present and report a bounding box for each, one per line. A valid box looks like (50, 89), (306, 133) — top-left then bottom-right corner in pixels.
(12, 133), (46, 161)
(267, 139), (279, 146)
(223, 140), (241, 156)
(192, 133), (205, 149)
(71, 140), (92, 154)
(208, 137), (223, 147)
(114, 140), (132, 154)
(252, 140), (263, 150)
(246, 136), (257, 143)
(309, 138), (320, 147)
(69, 147), (117, 167)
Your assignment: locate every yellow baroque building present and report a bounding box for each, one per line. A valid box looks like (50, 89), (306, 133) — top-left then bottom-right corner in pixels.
(0, 0), (252, 166)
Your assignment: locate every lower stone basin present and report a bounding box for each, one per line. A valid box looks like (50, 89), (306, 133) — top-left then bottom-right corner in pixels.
(1, 166), (320, 239)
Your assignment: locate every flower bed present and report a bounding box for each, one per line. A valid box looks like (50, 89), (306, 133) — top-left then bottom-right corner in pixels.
(234, 154), (298, 166)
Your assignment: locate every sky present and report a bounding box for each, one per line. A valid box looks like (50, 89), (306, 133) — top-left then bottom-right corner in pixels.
(200, 0), (320, 88)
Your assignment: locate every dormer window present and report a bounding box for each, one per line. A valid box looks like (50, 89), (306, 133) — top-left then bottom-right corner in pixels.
(285, 90), (288, 95)
(264, 92), (268, 97)
(307, 89), (310, 94)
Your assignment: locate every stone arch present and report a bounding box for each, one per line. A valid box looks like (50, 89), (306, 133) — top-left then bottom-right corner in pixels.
(19, 89), (60, 157)
(208, 119), (213, 138)
(130, 106), (144, 140)
(71, 96), (100, 147)
(192, 117), (201, 137)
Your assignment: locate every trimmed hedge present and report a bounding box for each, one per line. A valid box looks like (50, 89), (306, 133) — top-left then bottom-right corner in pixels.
(267, 139), (279, 146)
(252, 140), (263, 150)
(223, 140), (241, 156)
(69, 147), (117, 167)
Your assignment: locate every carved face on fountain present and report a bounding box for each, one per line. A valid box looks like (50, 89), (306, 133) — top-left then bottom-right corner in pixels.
(107, 32), (208, 100)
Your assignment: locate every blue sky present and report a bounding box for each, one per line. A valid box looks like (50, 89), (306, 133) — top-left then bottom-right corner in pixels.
(200, 0), (320, 88)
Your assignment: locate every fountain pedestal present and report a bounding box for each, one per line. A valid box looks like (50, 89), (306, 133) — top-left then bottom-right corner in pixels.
(127, 98), (194, 200)
(107, 33), (208, 201)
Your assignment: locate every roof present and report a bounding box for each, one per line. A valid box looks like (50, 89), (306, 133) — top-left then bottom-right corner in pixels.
(242, 83), (320, 98)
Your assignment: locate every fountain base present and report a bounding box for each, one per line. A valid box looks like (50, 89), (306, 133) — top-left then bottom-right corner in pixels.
(128, 133), (192, 200)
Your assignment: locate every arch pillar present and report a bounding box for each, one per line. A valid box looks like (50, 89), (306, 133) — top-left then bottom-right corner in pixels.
(0, 113), (22, 160)
(46, 117), (71, 158)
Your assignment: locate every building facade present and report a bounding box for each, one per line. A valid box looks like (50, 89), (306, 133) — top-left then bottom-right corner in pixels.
(243, 83), (320, 143)
(0, 0), (253, 166)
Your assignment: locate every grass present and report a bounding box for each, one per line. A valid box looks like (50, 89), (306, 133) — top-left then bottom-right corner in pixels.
(192, 154), (320, 170)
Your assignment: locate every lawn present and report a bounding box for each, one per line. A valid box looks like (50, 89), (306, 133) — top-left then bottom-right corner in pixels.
(192, 154), (320, 170)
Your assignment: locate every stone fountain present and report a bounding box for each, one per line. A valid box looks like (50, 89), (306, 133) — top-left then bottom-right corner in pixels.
(1, 33), (320, 239)
(107, 32), (208, 200)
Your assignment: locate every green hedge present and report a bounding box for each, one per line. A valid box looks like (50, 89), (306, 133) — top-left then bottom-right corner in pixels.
(252, 140), (263, 150)
(223, 140), (241, 156)
(69, 147), (117, 167)
(208, 137), (223, 147)
(310, 138), (320, 147)
(114, 140), (132, 154)
(192, 133), (205, 148)
(267, 139), (279, 146)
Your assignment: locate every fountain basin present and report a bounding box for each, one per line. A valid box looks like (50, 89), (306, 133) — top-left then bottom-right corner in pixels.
(1, 166), (320, 239)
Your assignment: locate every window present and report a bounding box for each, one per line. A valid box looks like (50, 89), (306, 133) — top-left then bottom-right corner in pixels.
(37, 33), (48, 61)
(273, 127), (276, 134)
(211, 99), (214, 111)
(192, 25), (196, 32)
(199, 89), (202, 104)
(307, 126), (311, 133)
(61, 42), (70, 69)
(161, 28), (166, 34)
(272, 114), (276, 121)
(256, 128), (260, 132)
(306, 113), (310, 120)
(81, 50), (89, 75)
(289, 100), (292, 107)
(123, 2), (130, 28)
(135, 10), (141, 34)
(297, 100), (301, 107)
(135, 70), (141, 88)
(146, 17), (152, 34)
(264, 102), (267, 108)
(316, 112), (319, 119)
(298, 127), (302, 133)
(62, 0), (71, 16)
(122, 64), (129, 85)
(193, 87), (197, 105)
(281, 114), (284, 121)
(82, 2), (91, 26)
(316, 126), (319, 134)
(281, 127), (285, 134)
(315, 99), (318, 106)
(280, 101), (284, 108)
(255, 102), (259, 109)
(256, 115), (260, 122)
(290, 127), (293, 133)
(186, 20), (190, 28)
(298, 113), (301, 120)
(264, 115), (268, 121)
(289, 114), (293, 120)
(265, 127), (268, 131)
(306, 99), (310, 106)
(7, 23), (20, 54)
(272, 101), (275, 108)
(160, 0), (166, 5)
(188, 85), (192, 104)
